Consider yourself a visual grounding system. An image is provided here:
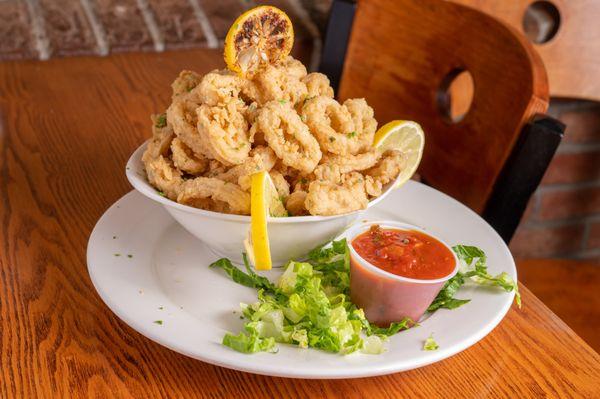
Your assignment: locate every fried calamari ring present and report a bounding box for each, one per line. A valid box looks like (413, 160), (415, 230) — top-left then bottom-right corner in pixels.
(194, 69), (244, 106)
(216, 146), (277, 186)
(305, 172), (368, 216)
(142, 114), (174, 163)
(301, 96), (356, 155)
(197, 102), (251, 165)
(302, 73), (334, 98)
(144, 156), (183, 200)
(167, 99), (215, 161)
(281, 56), (308, 79)
(177, 177), (251, 214)
(171, 137), (208, 175)
(242, 63), (308, 106)
(344, 98), (377, 153)
(269, 170), (290, 198)
(365, 150), (405, 186)
(256, 101), (322, 174)
(286, 190), (308, 216)
(172, 70), (202, 99)
(321, 150), (381, 173)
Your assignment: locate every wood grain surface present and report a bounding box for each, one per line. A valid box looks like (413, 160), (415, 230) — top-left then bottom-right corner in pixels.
(339, 0), (549, 214)
(1, 50), (599, 398)
(451, 0), (600, 101)
(518, 259), (600, 352)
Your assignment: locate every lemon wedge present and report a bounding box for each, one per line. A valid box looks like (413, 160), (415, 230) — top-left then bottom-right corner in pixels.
(245, 171), (287, 270)
(224, 6), (294, 76)
(373, 120), (425, 188)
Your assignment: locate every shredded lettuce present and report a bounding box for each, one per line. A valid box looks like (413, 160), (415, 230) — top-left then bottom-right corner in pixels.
(213, 241), (518, 355)
(428, 245), (520, 312)
(423, 334), (439, 351)
(212, 239), (412, 355)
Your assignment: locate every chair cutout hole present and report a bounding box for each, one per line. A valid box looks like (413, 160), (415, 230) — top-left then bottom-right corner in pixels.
(523, 1), (560, 44)
(437, 69), (474, 124)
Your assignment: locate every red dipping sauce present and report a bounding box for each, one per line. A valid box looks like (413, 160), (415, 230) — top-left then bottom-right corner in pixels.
(352, 225), (455, 280)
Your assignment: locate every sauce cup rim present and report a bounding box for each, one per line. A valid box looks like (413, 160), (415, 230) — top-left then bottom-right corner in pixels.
(342, 220), (460, 284)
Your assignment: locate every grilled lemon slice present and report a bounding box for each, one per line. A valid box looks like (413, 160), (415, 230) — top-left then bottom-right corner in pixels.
(224, 6), (294, 76)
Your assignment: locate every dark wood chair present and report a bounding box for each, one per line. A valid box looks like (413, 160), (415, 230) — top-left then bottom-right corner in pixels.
(319, 0), (565, 242)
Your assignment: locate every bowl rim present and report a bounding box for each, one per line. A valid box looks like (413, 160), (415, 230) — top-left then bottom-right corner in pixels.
(342, 220), (460, 284)
(126, 141), (387, 224)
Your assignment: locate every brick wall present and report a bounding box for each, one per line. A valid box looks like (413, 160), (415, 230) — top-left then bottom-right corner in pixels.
(510, 100), (600, 261)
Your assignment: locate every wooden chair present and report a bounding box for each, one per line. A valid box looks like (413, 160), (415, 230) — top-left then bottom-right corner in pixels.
(319, 0), (565, 242)
(451, 0), (600, 101)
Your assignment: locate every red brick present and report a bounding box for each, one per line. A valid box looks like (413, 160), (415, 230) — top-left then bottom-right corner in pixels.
(537, 186), (600, 221)
(94, 0), (154, 52)
(0, 1), (36, 60)
(541, 150), (600, 185)
(587, 221), (600, 250)
(40, 0), (98, 57)
(559, 108), (600, 144)
(510, 223), (585, 258)
(148, 0), (207, 48)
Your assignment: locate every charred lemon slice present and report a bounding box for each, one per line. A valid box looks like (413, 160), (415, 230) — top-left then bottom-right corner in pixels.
(224, 6), (294, 76)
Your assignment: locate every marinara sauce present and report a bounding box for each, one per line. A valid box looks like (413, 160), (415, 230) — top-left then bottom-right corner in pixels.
(351, 225), (455, 280)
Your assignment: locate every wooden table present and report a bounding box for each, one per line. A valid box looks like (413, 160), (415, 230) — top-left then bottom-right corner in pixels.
(1, 50), (599, 398)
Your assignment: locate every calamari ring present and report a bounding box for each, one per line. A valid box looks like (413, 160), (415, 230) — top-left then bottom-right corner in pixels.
(364, 150), (405, 186)
(142, 114), (174, 163)
(167, 99), (215, 161)
(321, 150), (381, 173)
(305, 172), (368, 216)
(302, 73), (334, 98)
(144, 156), (183, 200)
(344, 98), (377, 153)
(192, 69), (244, 106)
(171, 70), (202, 99)
(242, 63), (308, 106)
(281, 56), (307, 79)
(215, 146), (277, 186)
(269, 170), (290, 198)
(171, 137), (208, 175)
(177, 177), (251, 215)
(256, 101), (322, 174)
(197, 102), (251, 165)
(301, 96), (357, 155)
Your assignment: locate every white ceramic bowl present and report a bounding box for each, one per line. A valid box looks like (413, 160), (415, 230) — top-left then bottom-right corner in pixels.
(126, 142), (389, 265)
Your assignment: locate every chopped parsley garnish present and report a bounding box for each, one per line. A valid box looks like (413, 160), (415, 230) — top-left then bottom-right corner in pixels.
(157, 190), (166, 197)
(153, 320), (163, 325)
(112, 236), (117, 239)
(155, 114), (167, 128)
(158, 306), (164, 310)
(347, 131), (357, 138)
(423, 334), (439, 351)
(114, 253), (121, 257)
(127, 254), (133, 258)
(328, 136), (335, 142)
(299, 178), (308, 185)
(278, 99), (287, 104)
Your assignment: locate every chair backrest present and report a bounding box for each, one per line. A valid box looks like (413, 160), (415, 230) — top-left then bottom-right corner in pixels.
(337, 0), (549, 213)
(451, 0), (600, 101)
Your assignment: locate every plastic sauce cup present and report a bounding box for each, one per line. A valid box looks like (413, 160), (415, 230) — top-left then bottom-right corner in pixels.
(344, 221), (459, 326)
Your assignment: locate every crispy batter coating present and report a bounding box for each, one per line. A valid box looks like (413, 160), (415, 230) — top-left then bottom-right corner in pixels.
(177, 177), (251, 214)
(305, 172), (368, 216)
(286, 190), (308, 216)
(303, 73), (334, 98)
(322, 150), (381, 173)
(257, 101), (322, 174)
(172, 70), (202, 99)
(171, 137), (208, 174)
(144, 56), (407, 215)
(144, 156), (183, 200)
(344, 98), (377, 153)
(194, 70), (244, 106)
(197, 102), (251, 165)
(301, 96), (357, 155)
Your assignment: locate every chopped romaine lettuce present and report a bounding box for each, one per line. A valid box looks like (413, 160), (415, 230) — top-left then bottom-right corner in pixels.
(428, 245), (520, 312)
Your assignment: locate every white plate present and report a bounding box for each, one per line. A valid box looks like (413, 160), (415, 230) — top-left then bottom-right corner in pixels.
(87, 181), (516, 379)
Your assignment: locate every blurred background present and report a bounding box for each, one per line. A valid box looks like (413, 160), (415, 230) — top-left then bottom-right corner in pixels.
(2, 0), (598, 262)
